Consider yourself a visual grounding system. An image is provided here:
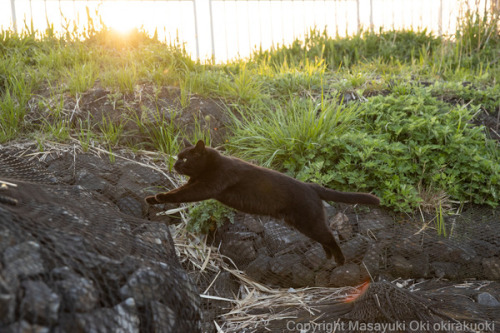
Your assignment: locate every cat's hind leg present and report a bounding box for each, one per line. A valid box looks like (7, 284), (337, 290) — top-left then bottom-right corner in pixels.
(285, 211), (345, 265)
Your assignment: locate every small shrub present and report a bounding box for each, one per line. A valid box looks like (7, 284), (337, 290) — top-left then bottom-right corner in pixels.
(187, 200), (235, 234)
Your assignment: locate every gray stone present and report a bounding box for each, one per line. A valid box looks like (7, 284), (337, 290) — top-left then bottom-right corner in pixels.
(391, 255), (413, 278)
(314, 271), (331, 287)
(292, 263), (315, 287)
(0, 226), (19, 253)
(263, 221), (307, 254)
(342, 235), (369, 262)
(329, 212), (353, 240)
(151, 300), (176, 332)
(357, 208), (392, 235)
(477, 292), (500, 307)
(409, 254), (430, 278)
(2, 241), (46, 288)
(246, 255), (271, 281)
(330, 263), (361, 287)
(0, 276), (15, 325)
(75, 168), (110, 192)
(55, 276), (99, 312)
(270, 254), (301, 277)
(221, 239), (257, 267)
(469, 239), (498, 258)
(430, 262), (462, 280)
(134, 223), (174, 258)
(393, 237), (424, 258)
(74, 298), (140, 333)
(20, 280), (60, 325)
(120, 267), (166, 306)
(211, 272), (239, 299)
(240, 215), (264, 234)
(50, 266), (79, 280)
(482, 257), (500, 280)
(116, 196), (143, 218)
(361, 243), (382, 276)
(3, 320), (50, 333)
(303, 245), (327, 271)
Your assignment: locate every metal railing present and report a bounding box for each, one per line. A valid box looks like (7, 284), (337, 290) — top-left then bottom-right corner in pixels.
(3, 0), (497, 61)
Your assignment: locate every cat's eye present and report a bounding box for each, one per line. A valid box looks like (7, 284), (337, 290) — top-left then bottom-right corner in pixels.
(182, 158), (187, 163)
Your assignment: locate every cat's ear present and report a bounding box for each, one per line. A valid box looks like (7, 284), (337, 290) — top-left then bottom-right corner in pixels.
(182, 138), (194, 148)
(194, 140), (205, 153)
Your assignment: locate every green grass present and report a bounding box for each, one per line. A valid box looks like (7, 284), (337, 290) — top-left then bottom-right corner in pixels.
(0, 5), (499, 215)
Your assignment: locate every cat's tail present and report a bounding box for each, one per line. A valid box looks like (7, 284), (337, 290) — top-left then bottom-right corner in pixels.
(310, 184), (380, 205)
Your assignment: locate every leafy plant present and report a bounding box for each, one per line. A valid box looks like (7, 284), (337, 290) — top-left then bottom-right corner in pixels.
(187, 200), (235, 234)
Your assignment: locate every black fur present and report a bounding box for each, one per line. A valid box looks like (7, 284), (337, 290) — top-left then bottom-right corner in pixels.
(145, 140), (380, 265)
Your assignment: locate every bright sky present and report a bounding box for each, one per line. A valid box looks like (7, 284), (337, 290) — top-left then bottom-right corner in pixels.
(0, 0), (488, 61)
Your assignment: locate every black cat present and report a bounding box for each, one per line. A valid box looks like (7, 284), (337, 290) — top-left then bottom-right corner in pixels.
(145, 140), (380, 265)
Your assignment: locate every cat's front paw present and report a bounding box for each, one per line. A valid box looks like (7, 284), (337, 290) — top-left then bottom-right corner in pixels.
(145, 195), (160, 204)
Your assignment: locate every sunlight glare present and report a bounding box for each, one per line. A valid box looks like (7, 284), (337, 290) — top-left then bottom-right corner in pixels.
(99, 2), (147, 34)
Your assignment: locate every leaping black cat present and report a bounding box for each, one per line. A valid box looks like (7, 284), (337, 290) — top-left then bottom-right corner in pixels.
(145, 140), (380, 265)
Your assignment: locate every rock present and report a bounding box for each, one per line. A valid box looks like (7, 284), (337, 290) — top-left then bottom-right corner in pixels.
(72, 298), (140, 333)
(342, 235), (369, 262)
(430, 262), (462, 280)
(329, 212), (352, 240)
(54, 276), (99, 312)
(303, 245), (327, 271)
(408, 254), (430, 278)
(357, 209), (392, 235)
(314, 271), (331, 287)
(263, 221), (308, 254)
(391, 255), (413, 278)
(477, 292), (500, 307)
(291, 263), (315, 287)
(2, 241), (46, 288)
(0, 276), (15, 325)
(361, 243), (382, 276)
(20, 280), (60, 325)
(75, 168), (110, 192)
(246, 255), (271, 281)
(133, 223), (174, 258)
(150, 300), (177, 332)
(0, 225), (20, 253)
(2, 320), (50, 333)
(221, 239), (257, 267)
(211, 272), (239, 299)
(50, 266), (80, 280)
(270, 254), (301, 277)
(482, 257), (500, 280)
(469, 239), (498, 258)
(330, 263), (361, 287)
(116, 196), (143, 218)
(240, 215), (264, 234)
(120, 267), (166, 306)
(393, 236), (424, 258)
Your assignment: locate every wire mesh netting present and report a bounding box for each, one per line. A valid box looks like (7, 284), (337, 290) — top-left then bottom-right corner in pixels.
(1, 141), (499, 332)
(0, 144), (201, 332)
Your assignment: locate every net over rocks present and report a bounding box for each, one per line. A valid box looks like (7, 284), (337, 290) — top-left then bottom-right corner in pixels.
(0, 146), (201, 332)
(1, 142), (499, 332)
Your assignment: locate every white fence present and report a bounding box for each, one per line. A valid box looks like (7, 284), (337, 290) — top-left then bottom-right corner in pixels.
(1, 0), (497, 61)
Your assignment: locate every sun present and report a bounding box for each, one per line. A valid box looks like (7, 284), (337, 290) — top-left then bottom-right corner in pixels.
(99, 2), (145, 34)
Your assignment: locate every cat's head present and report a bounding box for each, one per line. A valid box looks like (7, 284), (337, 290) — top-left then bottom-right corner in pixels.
(174, 139), (209, 177)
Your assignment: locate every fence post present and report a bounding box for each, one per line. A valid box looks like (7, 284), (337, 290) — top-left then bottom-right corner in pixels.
(370, 0), (373, 32)
(209, 0), (215, 61)
(438, 0), (443, 36)
(10, 0), (17, 33)
(356, 0), (360, 34)
(193, 0), (200, 59)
